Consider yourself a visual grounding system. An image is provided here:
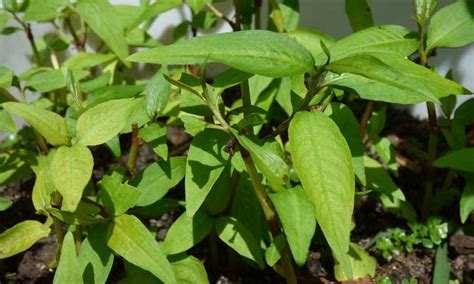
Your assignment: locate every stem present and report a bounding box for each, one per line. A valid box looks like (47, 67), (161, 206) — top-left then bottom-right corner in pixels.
(254, 0), (262, 29)
(9, 11), (42, 65)
(206, 3), (237, 30)
(65, 16), (83, 51)
(74, 225), (82, 253)
(233, 0), (242, 31)
(359, 101), (374, 138)
(127, 123), (141, 175)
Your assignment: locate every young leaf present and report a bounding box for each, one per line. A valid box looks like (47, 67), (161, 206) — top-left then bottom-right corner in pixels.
(171, 255), (209, 284)
(145, 66), (170, 119)
(162, 210), (213, 255)
(0, 197), (12, 211)
(78, 223), (114, 284)
(413, 0), (438, 27)
(288, 110), (354, 278)
(287, 28), (336, 66)
(344, 0), (373, 31)
(127, 30), (315, 77)
(434, 148), (474, 172)
(53, 232), (81, 284)
(97, 176), (141, 216)
(76, 0), (129, 62)
(215, 216), (265, 269)
(76, 98), (141, 146)
(106, 214), (177, 283)
(51, 144), (94, 212)
(460, 174), (474, 223)
(0, 220), (50, 259)
(130, 156), (186, 207)
(427, 1), (474, 50)
(334, 243), (376, 281)
(269, 187), (316, 266)
(185, 129), (229, 217)
(2, 102), (70, 146)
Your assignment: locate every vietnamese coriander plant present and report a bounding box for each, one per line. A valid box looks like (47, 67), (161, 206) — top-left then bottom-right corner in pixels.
(0, 0), (473, 282)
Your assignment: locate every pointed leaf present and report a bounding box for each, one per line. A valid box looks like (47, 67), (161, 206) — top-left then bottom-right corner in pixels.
(460, 174), (474, 223)
(127, 30), (315, 77)
(0, 220), (50, 259)
(434, 148), (474, 172)
(145, 66), (170, 119)
(288, 110), (354, 278)
(287, 27), (335, 66)
(345, 0), (373, 31)
(53, 232), (81, 284)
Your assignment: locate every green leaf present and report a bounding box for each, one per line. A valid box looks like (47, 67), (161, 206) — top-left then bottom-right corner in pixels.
(334, 243), (376, 281)
(232, 131), (289, 192)
(344, 0), (373, 31)
(97, 176), (140, 216)
(171, 255), (209, 284)
(215, 216), (265, 269)
(288, 110), (354, 278)
(26, 68), (89, 93)
(280, 0), (300, 32)
(329, 25), (418, 61)
(185, 128), (229, 217)
(127, 30), (315, 78)
(0, 220), (50, 259)
(145, 66), (170, 119)
(0, 111), (16, 133)
(287, 27), (335, 66)
(0, 197), (12, 211)
(107, 214), (177, 283)
(31, 153), (55, 213)
(265, 235), (286, 267)
(63, 52), (115, 70)
(326, 54), (467, 104)
(427, 1), (474, 50)
(364, 156), (417, 222)
(162, 210), (213, 255)
(76, 0), (129, 62)
(23, 0), (66, 22)
(130, 156), (186, 207)
(127, 0), (183, 30)
(2, 102), (70, 146)
(460, 174), (474, 223)
(76, 98), (141, 146)
(413, 0), (438, 27)
(432, 242), (450, 284)
(325, 103), (366, 185)
(53, 232), (81, 284)
(139, 123), (168, 159)
(51, 144), (94, 212)
(78, 223), (114, 284)
(269, 187), (316, 266)
(434, 148), (474, 172)
(46, 208), (102, 225)
(0, 65), (13, 88)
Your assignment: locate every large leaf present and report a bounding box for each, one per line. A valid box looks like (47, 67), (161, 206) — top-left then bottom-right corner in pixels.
(2, 102), (70, 146)
(162, 210), (213, 255)
(269, 187), (316, 266)
(76, 98), (141, 146)
(460, 174), (474, 223)
(51, 144), (94, 212)
(427, 1), (474, 50)
(107, 214), (177, 283)
(329, 25), (418, 61)
(185, 129), (229, 217)
(344, 0), (373, 31)
(130, 156), (186, 207)
(127, 30), (315, 77)
(434, 148), (474, 172)
(288, 110), (354, 278)
(76, 0), (128, 62)
(334, 243), (376, 281)
(0, 220), (50, 259)
(97, 176), (141, 216)
(53, 232), (82, 284)
(326, 54), (467, 104)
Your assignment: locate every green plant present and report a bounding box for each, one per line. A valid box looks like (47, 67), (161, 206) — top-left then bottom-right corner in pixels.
(0, 0), (473, 282)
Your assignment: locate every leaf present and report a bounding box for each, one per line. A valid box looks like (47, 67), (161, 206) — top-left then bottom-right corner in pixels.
(46, 208), (102, 225)
(162, 210), (213, 255)
(76, 98), (140, 146)
(232, 131), (289, 192)
(63, 52), (115, 70)
(413, 0), (438, 26)
(0, 149), (35, 185)
(26, 68), (89, 93)
(106, 214), (177, 283)
(434, 148), (474, 172)
(78, 223), (114, 284)
(127, 30), (315, 77)
(288, 110), (354, 278)
(269, 187), (316, 266)
(127, 0), (183, 30)
(325, 103), (366, 185)
(280, 0), (300, 32)
(144, 66), (170, 119)
(185, 129), (229, 217)
(0, 220), (50, 259)
(344, 0), (373, 31)
(23, 0), (66, 22)
(97, 176), (141, 216)
(0, 111), (16, 133)
(265, 235), (286, 267)
(2, 102), (70, 146)
(130, 156), (186, 207)
(326, 54), (467, 104)
(432, 242), (450, 284)
(51, 144), (94, 212)
(31, 154), (55, 213)
(0, 65), (13, 88)
(287, 27), (335, 66)
(0, 197), (12, 211)
(171, 255), (209, 284)
(427, 1), (474, 50)
(53, 232), (81, 284)
(373, 137), (398, 175)
(139, 123), (168, 159)
(329, 25), (418, 61)
(186, 0), (211, 13)
(460, 174), (474, 223)
(215, 216), (265, 269)
(334, 243), (376, 281)
(76, 0), (129, 62)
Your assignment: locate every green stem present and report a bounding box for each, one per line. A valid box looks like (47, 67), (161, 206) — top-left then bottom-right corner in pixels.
(9, 11), (42, 65)
(74, 225), (82, 253)
(127, 123), (140, 176)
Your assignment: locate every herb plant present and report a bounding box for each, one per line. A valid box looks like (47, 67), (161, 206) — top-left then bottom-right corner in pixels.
(0, 0), (473, 283)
